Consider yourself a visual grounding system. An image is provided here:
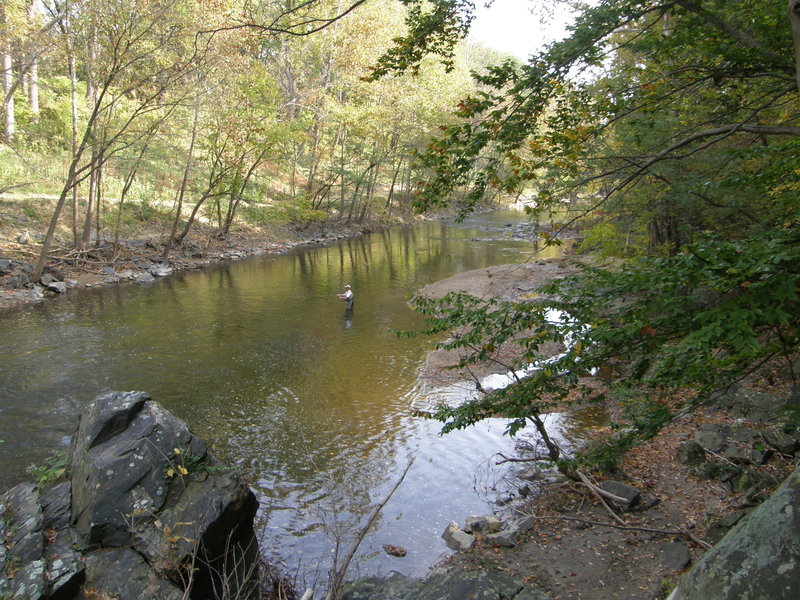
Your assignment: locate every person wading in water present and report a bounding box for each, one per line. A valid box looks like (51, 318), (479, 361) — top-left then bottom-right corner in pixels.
(338, 284), (354, 312)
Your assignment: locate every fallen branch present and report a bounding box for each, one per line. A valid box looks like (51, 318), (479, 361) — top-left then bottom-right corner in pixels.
(576, 470), (628, 526)
(325, 459), (415, 600)
(495, 452), (552, 464)
(523, 513), (711, 549)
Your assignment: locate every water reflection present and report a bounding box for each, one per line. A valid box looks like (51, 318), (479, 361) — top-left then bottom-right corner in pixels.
(0, 211), (582, 582)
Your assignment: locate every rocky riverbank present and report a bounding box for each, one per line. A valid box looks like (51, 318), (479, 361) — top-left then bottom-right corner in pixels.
(0, 219), (376, 313)
(367, 259), (800, 600)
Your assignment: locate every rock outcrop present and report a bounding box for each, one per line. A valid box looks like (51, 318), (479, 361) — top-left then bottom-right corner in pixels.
(341, 569), (552, 600)
(669, 464), (800, 600)
(0, 391), (260, 600)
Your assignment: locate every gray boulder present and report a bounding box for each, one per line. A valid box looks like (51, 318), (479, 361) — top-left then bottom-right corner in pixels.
(47, 281), (67, 294)
(6, 271), (30, 288)
(149, 263), (173, 277)
(694, 424), (730, 453)
(464, 515), (502, 534)
(719, 385), (784, 423)
(600, 480), (640, 510)
(660, 542), (691, 571)
(442, 521), (474, 551)
(341, 572), (420, 600)
(341, 569), (551, 600)
(69, 391), (258, 599)
(485, 528), (518, 548)
(676, 441), (706, 466)
(135, 271), (155, 283)
(670, 465), (800, 599)
(81, 547), (183, 600)
(0, 482), (84, 600)
(414, 569), (551, 600)
(762, 428), (798, 455)
(2, 392), (260, 600)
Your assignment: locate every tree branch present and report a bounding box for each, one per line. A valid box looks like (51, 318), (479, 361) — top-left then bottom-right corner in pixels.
(675, 0), (789, 68)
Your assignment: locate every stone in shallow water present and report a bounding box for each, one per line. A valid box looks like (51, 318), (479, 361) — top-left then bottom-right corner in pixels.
(441, 521), (474, 551)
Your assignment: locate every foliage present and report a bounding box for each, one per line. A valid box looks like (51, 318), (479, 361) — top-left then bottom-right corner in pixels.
(367, 0), (474, 79)
(393, 0), (800, 468)
(26, 452), (68, 486)
(411, 206), (800, 466)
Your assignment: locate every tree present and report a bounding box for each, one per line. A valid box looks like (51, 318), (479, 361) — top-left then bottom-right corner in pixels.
(34, 0), (213, 278)
(402, 0), (800, 468)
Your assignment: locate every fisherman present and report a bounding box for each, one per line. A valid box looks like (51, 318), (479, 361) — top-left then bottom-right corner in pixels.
(337, 284), (354, 312)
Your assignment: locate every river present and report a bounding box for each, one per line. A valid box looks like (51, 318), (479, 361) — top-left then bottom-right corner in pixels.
(0, 211), (581, 585)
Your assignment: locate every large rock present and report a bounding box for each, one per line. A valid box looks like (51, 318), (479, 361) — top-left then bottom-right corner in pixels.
(464, 515), (503, 534)
(68, 391), (259, 599)
(70, 391), (208, 545)
(413, 570), (551, 600)
(600, 480), (640, 510)
(341, 569), (551, 600)
(80, 547), (183, 600)
(442, 522), (474, 551)
(716, 385), (785, 423)
(676, 441), (706, 466)
(1, 392), (260, 600)
(669, 465), (800, 599)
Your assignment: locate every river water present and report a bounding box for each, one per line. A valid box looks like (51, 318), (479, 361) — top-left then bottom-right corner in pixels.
(0, 211), (583, 585)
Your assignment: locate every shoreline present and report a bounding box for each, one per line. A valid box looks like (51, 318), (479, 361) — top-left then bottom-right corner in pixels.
(0, 219), (382, 313)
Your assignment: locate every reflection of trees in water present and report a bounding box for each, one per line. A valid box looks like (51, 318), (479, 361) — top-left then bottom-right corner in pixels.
(561, 406), (610, 446)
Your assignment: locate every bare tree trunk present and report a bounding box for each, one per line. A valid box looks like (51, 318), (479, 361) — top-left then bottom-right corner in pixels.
(27, 0), (39, 114)
(791, 0), (800, 94)
(2, 51), (15, 141)
(68, 48), (79, 246)
(221, 151), (266, 236)
(94, 156), (103, 247)
(385, 158), (402, 216)
(27, 59), (39, 114)
(164, 100), (200, 261)
(80, 137), (98, 250)
(86, 23), (96, 99)
(113, 142), (150, 257)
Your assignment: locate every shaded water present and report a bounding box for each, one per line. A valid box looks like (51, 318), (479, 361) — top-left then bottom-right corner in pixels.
(0, 212), (580, 584)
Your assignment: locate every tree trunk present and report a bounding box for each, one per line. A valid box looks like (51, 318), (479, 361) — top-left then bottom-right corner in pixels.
(68, 48), (79, 246)
(164, 100), (200, 260)
(80, 139), (98, 250)
(2, 51), (15, 141)
(385, 158), (402, 216)
(791, 0), (800, 94)
(27, 59), (38, 114)
(86, 24), (96, 99)
(113, 141), (150, 257)
(93, 158), (103, 247)
(27, 0), (39, 114)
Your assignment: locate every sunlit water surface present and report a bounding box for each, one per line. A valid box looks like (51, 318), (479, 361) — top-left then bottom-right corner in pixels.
(0, 212), (589, 584)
